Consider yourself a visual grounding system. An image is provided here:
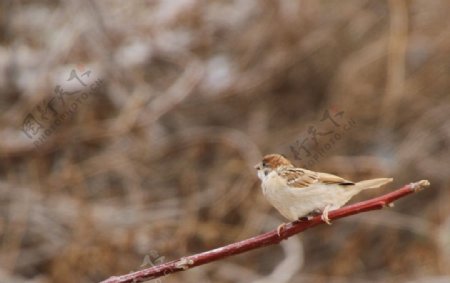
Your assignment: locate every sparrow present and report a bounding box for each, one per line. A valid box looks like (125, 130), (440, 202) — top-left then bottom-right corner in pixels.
(255, 154), (393, 235)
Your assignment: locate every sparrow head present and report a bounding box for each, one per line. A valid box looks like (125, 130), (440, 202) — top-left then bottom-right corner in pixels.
(255, 154), (293, 180)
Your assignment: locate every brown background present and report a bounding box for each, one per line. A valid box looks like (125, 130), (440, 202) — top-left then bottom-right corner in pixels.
(1, 1), (449, 282)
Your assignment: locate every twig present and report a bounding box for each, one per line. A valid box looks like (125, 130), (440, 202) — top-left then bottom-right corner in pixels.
(100, 180), (430, 283)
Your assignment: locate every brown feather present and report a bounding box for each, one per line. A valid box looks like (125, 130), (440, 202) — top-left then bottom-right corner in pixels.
(279, 168), (318, 188)
(262, 154), (293, 169)
(262, 154), (355, 189)
(317, 172), (354, 185)
(279, 168), (354, 189)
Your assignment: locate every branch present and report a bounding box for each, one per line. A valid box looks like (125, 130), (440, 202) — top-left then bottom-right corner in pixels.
(100, 180), (430, 283)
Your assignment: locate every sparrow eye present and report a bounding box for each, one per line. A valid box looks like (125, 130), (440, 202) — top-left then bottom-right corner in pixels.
(262, 162), (266, 167)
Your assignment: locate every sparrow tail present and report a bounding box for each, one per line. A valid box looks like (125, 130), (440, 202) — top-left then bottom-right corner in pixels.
(354, 178), (393, 191)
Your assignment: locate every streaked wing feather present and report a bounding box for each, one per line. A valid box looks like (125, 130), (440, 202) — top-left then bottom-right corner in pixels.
(279, 168), (354, 189)
(279, 168), (319, 189)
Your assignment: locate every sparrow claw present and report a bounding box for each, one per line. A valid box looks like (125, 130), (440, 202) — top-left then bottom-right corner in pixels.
(277, 223), (287, 237)
(321, 213), (332, 225)
(321, 205), (332, 225)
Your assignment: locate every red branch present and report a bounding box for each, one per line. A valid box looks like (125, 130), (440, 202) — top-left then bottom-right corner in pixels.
(100, 180), (430, 283)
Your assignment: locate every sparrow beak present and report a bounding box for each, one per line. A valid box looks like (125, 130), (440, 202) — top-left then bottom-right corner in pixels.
(254, 163), (261, 170)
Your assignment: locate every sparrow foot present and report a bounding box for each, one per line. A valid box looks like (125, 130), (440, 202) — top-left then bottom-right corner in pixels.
(321, 205), (332, 225)
(277, 223), (287, 237)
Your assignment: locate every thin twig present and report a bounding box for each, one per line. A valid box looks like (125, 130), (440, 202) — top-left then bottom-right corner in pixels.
(100, 180), (430, 283)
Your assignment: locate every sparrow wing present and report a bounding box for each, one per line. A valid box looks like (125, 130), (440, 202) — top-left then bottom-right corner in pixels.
(279, 168), (354, 189)
(279, 168), (319, 189)
(317, 172), (354, 185)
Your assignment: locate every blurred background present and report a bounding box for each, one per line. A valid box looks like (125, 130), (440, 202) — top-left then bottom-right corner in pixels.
(1, 0), (450, 282)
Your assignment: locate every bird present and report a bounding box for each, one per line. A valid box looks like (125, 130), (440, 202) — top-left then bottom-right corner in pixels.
(254, 153), (393, 235)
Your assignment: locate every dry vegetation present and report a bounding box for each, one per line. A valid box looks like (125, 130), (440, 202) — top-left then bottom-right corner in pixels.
(0, 0), (449, 282)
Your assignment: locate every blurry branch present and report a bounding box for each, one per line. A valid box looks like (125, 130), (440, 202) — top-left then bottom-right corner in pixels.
(100, 180), (430, 283)
(382, 0), (408, 125)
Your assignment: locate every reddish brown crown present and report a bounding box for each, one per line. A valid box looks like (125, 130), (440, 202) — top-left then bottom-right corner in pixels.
(262, 154), (293, 169)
